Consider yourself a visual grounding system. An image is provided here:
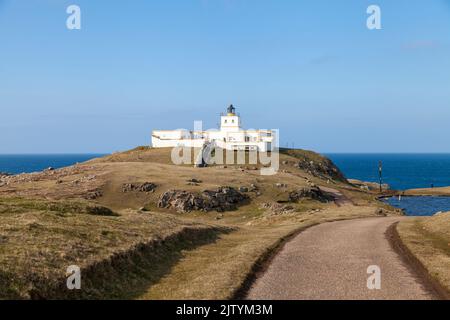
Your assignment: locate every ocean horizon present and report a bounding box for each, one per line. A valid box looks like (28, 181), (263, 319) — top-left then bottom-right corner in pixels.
(326, 153), (450, 190)
(0, 154), (107, 175)
(2, 152), (450, 191)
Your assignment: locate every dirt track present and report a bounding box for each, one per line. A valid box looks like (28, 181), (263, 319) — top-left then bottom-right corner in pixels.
(247, 217), (438, 300)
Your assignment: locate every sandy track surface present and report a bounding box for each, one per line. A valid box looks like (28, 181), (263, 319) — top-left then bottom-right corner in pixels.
(247, 217), (438, 300)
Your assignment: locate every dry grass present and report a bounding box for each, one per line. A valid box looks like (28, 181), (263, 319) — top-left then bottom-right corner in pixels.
(404, 186), (450, 196)
(0, 197), (228, 299)
(139, 204), (387, 300)
(397, 213), (450, 296)
(0, 147), (390, 299)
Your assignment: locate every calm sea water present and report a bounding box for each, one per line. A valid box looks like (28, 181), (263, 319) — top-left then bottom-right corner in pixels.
(326, 154), (450, 191)
(383, 196), (450, 216)
(0, 154), (106, 174)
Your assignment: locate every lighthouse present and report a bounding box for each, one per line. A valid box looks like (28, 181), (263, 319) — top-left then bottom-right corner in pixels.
(220, 105), (241, 133)
(151, 104), (275, 152)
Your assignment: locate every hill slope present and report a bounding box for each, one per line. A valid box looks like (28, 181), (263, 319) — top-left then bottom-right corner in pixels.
(0, 147), (396, 299)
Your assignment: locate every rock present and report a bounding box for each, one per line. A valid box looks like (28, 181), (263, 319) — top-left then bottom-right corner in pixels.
(282, 161), (288, 165)
(294, 156), (347, 182)
(187, 178), (202, 184)
(375, 208), (387, 216)
(288, 186), (334, 203)
(122, 182), (157, 193)
(84, 188), (103, 200)
(348, 179), (390, 192)
(261, 202), (295, 215)
(239, 186), (249, 193)
(158, 186), (248, 213)
(276, 183), (287, 188)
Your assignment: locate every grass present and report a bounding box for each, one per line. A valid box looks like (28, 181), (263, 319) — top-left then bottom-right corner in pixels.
(0, 197), (117, 216)
(0, 147), (392, 299)
(0, 197), (229, 299)
(404, 186), (450, 196)
(397, 212), (450, 297)
(138, 204), (382, 299)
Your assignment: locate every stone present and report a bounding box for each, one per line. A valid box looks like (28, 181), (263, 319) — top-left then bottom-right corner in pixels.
(187, 178), (202, 184)
(288, 186), (334, 203)
(84, 188), (103, 200)
(122, 182), (157, 193)
(261, 202), (295, 215)
(157, 186), (248, 213)
(239, 186), (249, 193)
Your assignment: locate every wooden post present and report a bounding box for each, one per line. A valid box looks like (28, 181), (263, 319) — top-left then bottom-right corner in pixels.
(378, 160), (383, 193)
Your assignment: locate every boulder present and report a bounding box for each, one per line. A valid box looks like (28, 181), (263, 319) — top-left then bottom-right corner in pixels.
(122, 182), (157, 193)
(276, 183), (288, 188)
(158, 186), (248, 213)
(348, 179), (390, 191)
(187, 178), (202, 184)
(83, 188), (103, 200)
(288, 186), (334, 203)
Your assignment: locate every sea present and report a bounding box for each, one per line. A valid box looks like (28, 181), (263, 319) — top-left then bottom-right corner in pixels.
(326, 153), (450, 191)
(0, 154), (106, 175)
(327, 153), (450, 216)
(1, 153), (450, 216)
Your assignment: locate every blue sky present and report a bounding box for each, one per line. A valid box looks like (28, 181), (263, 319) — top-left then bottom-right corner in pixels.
(0, 0), (449, 153)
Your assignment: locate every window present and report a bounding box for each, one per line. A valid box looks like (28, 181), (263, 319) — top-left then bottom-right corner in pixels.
(232, 119), (235, 123)
(224, 120), (227, 123)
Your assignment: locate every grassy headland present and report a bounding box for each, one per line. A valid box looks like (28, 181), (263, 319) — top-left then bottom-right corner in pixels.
(0, 147), (398, 299)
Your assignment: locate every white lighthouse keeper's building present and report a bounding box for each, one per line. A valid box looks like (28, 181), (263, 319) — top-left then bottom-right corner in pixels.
(151, 105), (275, 152)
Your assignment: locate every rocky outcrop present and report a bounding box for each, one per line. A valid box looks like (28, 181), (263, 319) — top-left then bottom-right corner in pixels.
(158, 187), (248, 213)
(288, 186), (335, 203)
(122, 182), (157, 193)
(348, 179), (390, 192)
(0, 173), (11, 187)
(295, 159), (346, 182)
(83, 188), (103, 200)
(280, 149), (347, 182)
(261, 202), (295, 215)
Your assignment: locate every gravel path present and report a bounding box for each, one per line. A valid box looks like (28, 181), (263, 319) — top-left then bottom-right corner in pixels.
(247, 217), (437, 300)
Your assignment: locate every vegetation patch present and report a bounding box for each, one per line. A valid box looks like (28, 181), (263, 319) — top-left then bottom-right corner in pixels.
(397, 213), (450, 298)
(0, 197), (117, 216)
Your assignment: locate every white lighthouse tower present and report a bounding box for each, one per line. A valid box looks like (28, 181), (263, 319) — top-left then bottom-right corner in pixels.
(220, 104), (241, 133)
